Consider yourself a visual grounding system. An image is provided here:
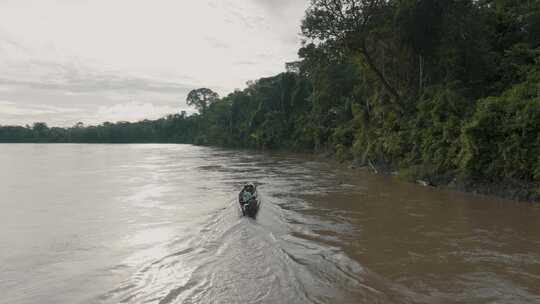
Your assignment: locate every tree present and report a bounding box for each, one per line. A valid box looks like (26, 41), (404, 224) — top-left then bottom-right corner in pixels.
(32, 122), (49, 139)
(186, 88), (219, 114)
(301, 0), (401, 103)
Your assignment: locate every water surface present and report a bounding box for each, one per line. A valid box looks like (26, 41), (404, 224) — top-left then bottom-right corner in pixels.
(0, 144), (539, 303)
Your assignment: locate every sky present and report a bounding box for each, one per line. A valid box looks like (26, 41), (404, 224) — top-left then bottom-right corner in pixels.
(0, 0), (309, 127)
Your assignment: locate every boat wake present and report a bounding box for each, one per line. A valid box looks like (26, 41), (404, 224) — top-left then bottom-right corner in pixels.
(99, 191), (402, 304)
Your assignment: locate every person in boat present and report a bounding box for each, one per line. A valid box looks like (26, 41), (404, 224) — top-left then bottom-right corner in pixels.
(240, 183), (256, 204)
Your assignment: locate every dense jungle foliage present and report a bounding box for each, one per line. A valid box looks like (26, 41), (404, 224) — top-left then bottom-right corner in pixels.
(1, 0), (539, 199)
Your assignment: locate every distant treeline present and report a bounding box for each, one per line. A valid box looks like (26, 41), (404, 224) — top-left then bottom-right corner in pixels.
(0, 117), (197, 143)
(2, 0), (540, 200)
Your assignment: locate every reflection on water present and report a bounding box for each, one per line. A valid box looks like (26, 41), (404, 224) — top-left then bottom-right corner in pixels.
(0, 144), (539, 304)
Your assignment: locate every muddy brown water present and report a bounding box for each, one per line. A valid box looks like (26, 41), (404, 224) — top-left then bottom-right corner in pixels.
(0, 144), (539, 304)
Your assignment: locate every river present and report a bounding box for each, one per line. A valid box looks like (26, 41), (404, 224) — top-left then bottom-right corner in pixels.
(0, 144), (539, 304)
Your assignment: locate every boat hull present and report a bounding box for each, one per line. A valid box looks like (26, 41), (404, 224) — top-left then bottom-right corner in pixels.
(241, 199), (260, 218)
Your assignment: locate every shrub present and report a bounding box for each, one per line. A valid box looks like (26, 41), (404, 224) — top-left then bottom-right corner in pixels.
(460, 70), (540, 182)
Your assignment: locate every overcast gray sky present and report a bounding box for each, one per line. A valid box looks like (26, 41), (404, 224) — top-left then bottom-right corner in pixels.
(0, 0), (308, 126)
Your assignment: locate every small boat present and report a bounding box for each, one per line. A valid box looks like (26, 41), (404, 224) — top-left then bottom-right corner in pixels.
(239, 183), (260, 218)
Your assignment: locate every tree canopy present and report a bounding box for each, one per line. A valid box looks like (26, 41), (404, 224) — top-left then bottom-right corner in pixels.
(186, 88), (219, 114)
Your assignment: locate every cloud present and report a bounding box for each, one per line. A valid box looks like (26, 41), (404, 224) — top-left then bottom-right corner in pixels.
(0, 59), (195, 94)
(0, 85), (18, 92)
(0, 0), (310, 126)
(253, 0), (308, 13)
(234, 60), (258, 66)
(0, 57), (195, 126)
(252, 0), (309, 44)
(203, 36), (231, 50)
(0, 99), (180, 127)
(0, 100), (81, 116)
(0, 100), (83, 126)
(89, 101), (180, 124)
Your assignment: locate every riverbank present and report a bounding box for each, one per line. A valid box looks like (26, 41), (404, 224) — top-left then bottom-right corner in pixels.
(311, 148), (540, 204)
(360, 161), (539, 203)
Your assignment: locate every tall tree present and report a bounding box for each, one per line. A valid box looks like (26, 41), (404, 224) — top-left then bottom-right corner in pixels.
(186, 88), (219, 114)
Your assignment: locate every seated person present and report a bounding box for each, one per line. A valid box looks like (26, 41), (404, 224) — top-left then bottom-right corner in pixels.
(242, 189), (252, 203)
(240, 183), (256, 204)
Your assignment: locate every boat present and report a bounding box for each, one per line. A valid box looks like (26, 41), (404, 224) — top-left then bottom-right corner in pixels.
(238, 183), (261, 218)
